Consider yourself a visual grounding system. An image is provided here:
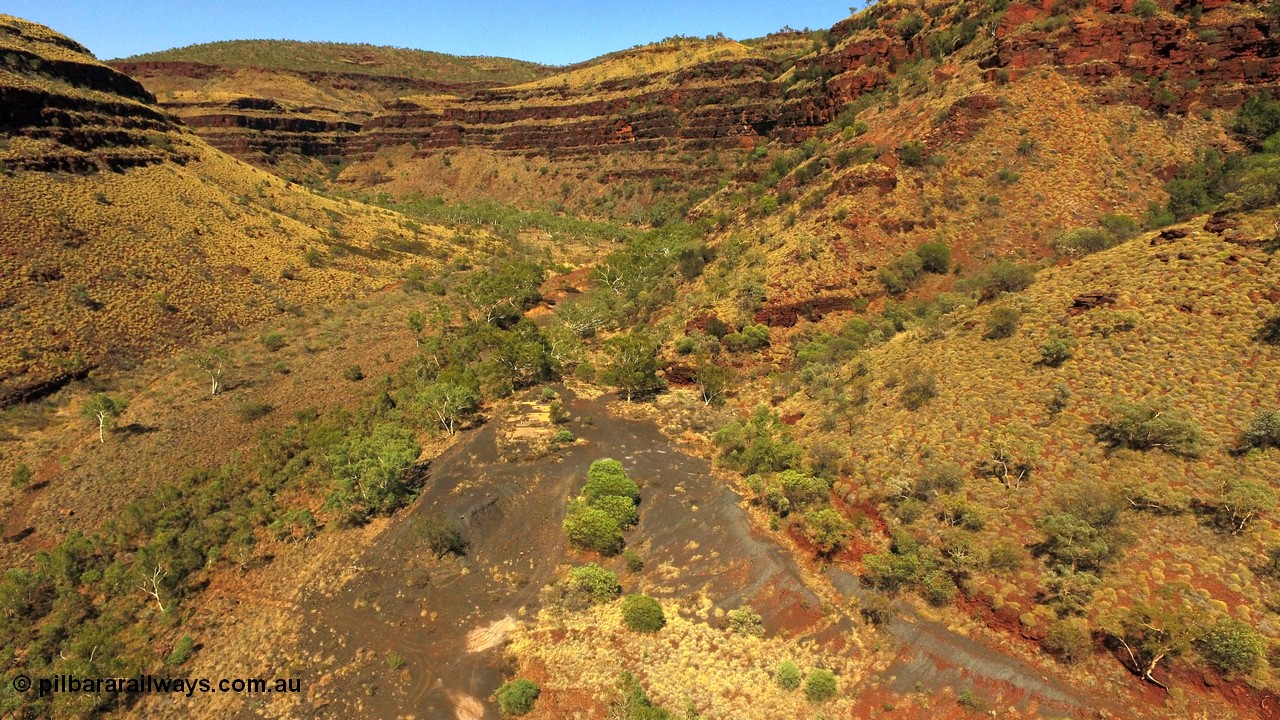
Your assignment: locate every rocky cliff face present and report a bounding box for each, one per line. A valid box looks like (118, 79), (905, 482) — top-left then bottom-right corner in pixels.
(992, 0), (1280, 111)
(107, 59), (506, 163)
(350, 0), (1278, 164)
(351, 56), (789, 159)
(0, 16), (191, 172)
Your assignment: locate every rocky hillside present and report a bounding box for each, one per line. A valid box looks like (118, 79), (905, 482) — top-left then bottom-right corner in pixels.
(106, 1), (1280, 219)
(662, 0), (1278, 329)
(0, 16), (487, 406)
(108, 41), (551, 174)
(0, 17), (189, 172)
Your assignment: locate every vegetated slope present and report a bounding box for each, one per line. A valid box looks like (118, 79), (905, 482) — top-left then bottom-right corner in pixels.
(118, 39), (550, 83)
(773, 211), (1280, 711)
(666, 0), (1276, 324)
(596, 4), (1280, 712)
(615, 0), (1280, 710)
(0, 14), (482, 406)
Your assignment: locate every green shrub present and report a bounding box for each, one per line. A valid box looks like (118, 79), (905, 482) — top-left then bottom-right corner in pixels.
(957, 688), (988, 711)
(343, 364), (365, 381)
(10, 463), (32, 489)
(233, 398), (273, 423)
(860, 591), (897, 625)
(1100, 213), (1141, 241)
(1054, 227), (1117, 256)
(415, 514), (466, 557)
(1044, 618), (1091, 663)
(568, 563), (621, 604)
(587, 458), (626, 484)
(1037, 513), (1125, 572)
(563, 505), (624, 555)
(916, 462), (964, 498)
(804, 508), (852, 556)
(71, 284), (99, 308)
(879, 251), (925, 296)
(622, 548), (644, 572)
(1258, 313), (1280, 344)
(984, 306), (1020, 340)
(584, 459), (640, 502)
(974, 259), (1035, 297)
(1133, 0), (1159, 18)
(713, 406), (803, 474)
(804, 668), (838, 702)
(1241, 410), (1280, 451)
(326, 423), (422, 522)
(994, 168), (1021, 185)
(899, 369), (938, 410)
(1162, 149), (1243, 220)
(592, 494), (639, 529)
(1233, 92), (1280, 149)
(987, 539), (1025, 572)
(260, 331), (286, 352)
(1091, 399), (1205, 456)
(621, 594), (666, 632)
(1038, 331), (1078, 366)
(779, 470), (830, 507)
(1200, 619), (1267, 674)
(863, 548), (932, 592)
(877, 266), (910, 296)
(725, 606), (765, 636)
(723, 323), (771, 352)
(614, 672), (673, 718)
(704, 317), (730, 338)
(496, 678), (540, 716)
(898, 140), (928, 167)
(554, 429), (576, 444)
(166, 635), (195, 666)
(775, 660), (802, 691)
(549, 399), (570, 424)
(1214, 478), (1277, 534)
(916, 241), (952, 273)
(1226, 156), (1280, 211)
(920, 569), (959, 606)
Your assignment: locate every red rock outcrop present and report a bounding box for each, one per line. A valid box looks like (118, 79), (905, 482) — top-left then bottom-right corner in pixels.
(991, 2), (1280, 110)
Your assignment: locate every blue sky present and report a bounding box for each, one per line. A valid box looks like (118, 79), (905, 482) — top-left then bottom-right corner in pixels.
(8, 1), (862, 65)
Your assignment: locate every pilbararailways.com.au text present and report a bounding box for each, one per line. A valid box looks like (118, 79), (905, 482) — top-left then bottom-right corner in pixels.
(15, 673), (302, 698)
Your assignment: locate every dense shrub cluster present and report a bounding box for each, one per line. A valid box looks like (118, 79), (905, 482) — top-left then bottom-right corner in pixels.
(563, 459), (642, 554)
(877, 241), (952, 295)
(713, 405), (803, 475)
(1148, 93), (1280, 223)
(567, 563), (621, 605)
(1053, 214), (1140, 256)
(1090, 399), (1205, 456)
(495, 678), (540, 716)
(620, 593), (666, 632)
